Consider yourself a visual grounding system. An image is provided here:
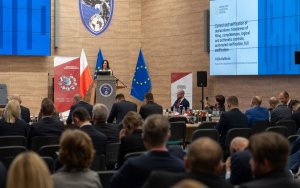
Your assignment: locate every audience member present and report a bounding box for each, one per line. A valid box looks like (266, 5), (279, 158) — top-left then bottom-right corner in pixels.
(139, 92), (163, 119)
(171, 179), (208, 188)
(214, 94), (226, 112)
(117, 111), (145, 167)
(10, 94), (30, 124)
(291, 100), (300, 130)
(269, 96), (292, 126)
(225, 137), (252, 185)
(216, 96), (248, 148)
(0, 161), (6, 188)
(7, 152), (53, 188)
(240, 132), (299, 188)
(111, 114), (185, 188)
(92, 103), (119, 143)
(245, 96), (269, 127)
(107, 93), (137, 124)
(52, 130), (102, 188)
(29, 98), (64, 138)
(279, 91), (291, 107)
(66, 94), (93, 125)
(143, 137), (232, 188)
(72, 107), (107, 155)
(0, 100), (28, 137)
(171, 89), (190, 113)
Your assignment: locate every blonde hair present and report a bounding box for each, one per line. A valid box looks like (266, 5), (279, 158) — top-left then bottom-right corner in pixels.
(122, 111), (143, 135)
(7, 152), (53, 188)
(3, 100), (21, 123)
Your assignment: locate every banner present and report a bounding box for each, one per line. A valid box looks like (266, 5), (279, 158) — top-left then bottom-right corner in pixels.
(171, 73), (193, 109)
(54, 56), (80, 116)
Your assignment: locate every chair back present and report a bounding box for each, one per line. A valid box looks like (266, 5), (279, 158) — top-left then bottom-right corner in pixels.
(168, 121), (186, 146)
(90, 154), (106, 171)
(251, 121), (269, 134)
(105, 143), (120, 170)
(169, 116), (188, 123)
(98, 170), (117, 188)
(198, 122), (217, 129)
(192, 129), (219, 142)
(31, 136), (60, 152)
(38, 145), (60, 159)
(41, 156), (55, 174)
(266, 126), (288, 137)
(288, 135), (299, 144)
(0, 146), (27, 169)
(225, 128), (252, 147)
(123, 151), (145, 163)
(276, 120), (297, 136)
(0, 136), (27, 147)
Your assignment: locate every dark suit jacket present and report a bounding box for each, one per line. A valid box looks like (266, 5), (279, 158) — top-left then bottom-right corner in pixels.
(117, 129), (145, 167)
(230, 150), (252, 185)
(0, 118), (29, 137)
(107, 100), (137, 124)
(0, 162), (6, 188)
(171, 98), (190, 112)
(245, 106), (269, 127)
(29, 117), (64, 138)
(216, 108), (248, 146)
(20, 105), (30, 124)
(240, 171), (300, 188)
(66, 101), (93, 124)
(80, 124), (107, 155)
(270, 104), (292, 126)
(292, 108), (300, 130)
(93, 122), (119, 144)
(142, 171), (233, 188)
(111, 150), (185, 188)
(139, 102), (163, 119)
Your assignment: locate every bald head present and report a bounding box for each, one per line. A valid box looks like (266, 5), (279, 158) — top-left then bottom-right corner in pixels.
(10, 94), (21, 104)
(230, 137), (249, 154)
(176, 89), (185, 100)
(186, 138), (223, 174)
(73, 94), (82, 103)
(171, 179), (208, 188)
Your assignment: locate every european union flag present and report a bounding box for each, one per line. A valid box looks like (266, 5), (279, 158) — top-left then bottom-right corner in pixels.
(93, 49), (104, 80)
(130, 49), (152, 101)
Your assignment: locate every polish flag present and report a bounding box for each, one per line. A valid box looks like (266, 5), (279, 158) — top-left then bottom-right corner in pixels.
(80, 49), (92, 98)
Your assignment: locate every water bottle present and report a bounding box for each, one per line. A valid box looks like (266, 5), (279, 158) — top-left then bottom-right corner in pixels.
(182, 107), (185, 115)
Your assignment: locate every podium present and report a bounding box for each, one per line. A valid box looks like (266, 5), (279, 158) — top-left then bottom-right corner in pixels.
(95, 75), (117, 112)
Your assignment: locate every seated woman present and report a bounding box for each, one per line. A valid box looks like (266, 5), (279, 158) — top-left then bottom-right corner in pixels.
(117, 111), (146, 168)
(7, 152), (53, 188)
(0, 100), (29, 137)
(52, 130), (102, 188)
(205, 95), (226, 113)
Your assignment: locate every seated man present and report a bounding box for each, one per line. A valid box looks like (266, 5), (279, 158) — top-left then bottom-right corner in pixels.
(72, 107), (107, 155)
(29, 98), (64, 138)
(107, 93), (137, 124)
(240, 132), (300, 188)
(139, 92), (163, 119)
(171, 89), (190, 113)
(92, 103), (119, 144)
(111, 115), (185, 188)
(245, 96), (269, 127)
(143, 137), (233, 188)
(269, 96), (292, 126)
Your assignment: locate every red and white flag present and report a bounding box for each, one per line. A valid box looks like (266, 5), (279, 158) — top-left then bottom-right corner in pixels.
(80, 49), (92, 98)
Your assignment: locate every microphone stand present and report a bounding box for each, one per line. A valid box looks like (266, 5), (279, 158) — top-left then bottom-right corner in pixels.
(112, 75), (127, 88)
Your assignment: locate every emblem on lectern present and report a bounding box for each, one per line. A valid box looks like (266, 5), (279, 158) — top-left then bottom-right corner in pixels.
(99, 83), (113, 97)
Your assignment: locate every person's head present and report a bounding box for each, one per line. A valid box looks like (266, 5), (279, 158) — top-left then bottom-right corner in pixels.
(92, 103), (108, 123)
(226, 96), (239, 110)
(101, 60), (110, 70)
(145, 92), (154, 103)
(73, 94), (82, 103)
(171, 179), (208, 188)
(249, 132), (289, 178)
(115, 93), (125, 103)
(230, 137), (249, 154)
(7, 151), (53, 188)
(142, 114), (170, 149)
(251, 96), (262, 107)
(10, 94), (22, 104)
(40, 98), (55, 116)
(279, 91), (290, 105)
(3, 100), (21, 123)
(215, 95), (225, 106)
(72, 107), (91, 127)
(290, 99), (300, 112)
(176, 89), (185, 100)
(122, 111), (143, 135)
(269, 97), (279, 109)
(185, 138), (223, 175)
(59, 129), (95, 171)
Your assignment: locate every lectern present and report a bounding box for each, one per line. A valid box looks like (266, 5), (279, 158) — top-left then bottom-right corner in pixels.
(95, 75), (116, 112)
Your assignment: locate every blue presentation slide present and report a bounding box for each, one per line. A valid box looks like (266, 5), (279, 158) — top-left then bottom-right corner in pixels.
(0, 0), (50, 56)
(210, 0), (300, 75)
